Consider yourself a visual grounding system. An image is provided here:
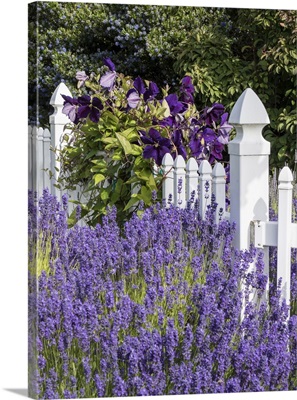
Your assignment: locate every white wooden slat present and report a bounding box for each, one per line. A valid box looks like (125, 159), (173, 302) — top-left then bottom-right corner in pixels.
(28, 126), (33, 190)
(43, 128), (51, 190)
(162, 153), (174, 206)
(174, 155), (186, 208)
(185, 157), (198, 207)
(277, 166), (293, 306)
(199, 160), (212, 219)
(212, 162), (226, 224)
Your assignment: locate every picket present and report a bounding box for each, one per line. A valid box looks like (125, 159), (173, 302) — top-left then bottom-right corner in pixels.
(174, 155), (186, 208)
(277, 167), (294, 306)
(212, 162), (226, 224)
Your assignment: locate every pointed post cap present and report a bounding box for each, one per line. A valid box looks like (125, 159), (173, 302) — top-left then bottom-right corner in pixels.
(50, 82), (72, 107)
(229, 88), (270, 125)
(278, 166), (293, 190)
(186, 157), (198, 172)
(199, 159), (212, 175)
(174, 154), (186, 169)
(212, 162), (225, 177)
(162, 152), (174, 167)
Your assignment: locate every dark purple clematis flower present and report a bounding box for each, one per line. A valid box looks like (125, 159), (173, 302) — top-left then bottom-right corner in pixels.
(134, 76), (146, 94)
(61, 95), (79, 124)
(159, 116), (175, 128)
(140, 128), (172, 166)
(143, 81), (160, 102)
(126, 89), (141, 109)
(189, 127), (216, 158)
(217, 112), (233, 145)
(103, 58), (116, 72)
(76, 71), (89, 88)
(209, 140), (225, 163)
(171, 130), (187, 160)
(77, 95), (103, 123)
(181, 76), (195, 94)
(202, 103), (225, 125)
(179, 75), (195, 104)
(165, 94), (184, 115)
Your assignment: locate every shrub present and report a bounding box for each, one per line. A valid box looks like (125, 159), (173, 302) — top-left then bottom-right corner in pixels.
(173, 9), (297, 169)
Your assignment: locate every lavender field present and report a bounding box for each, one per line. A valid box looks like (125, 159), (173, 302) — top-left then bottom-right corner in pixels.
(28, 189), (297, 399)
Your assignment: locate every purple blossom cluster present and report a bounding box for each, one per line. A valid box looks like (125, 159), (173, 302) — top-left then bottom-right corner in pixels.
(62, 58), (233, 167)
(28, 189), (297, 398)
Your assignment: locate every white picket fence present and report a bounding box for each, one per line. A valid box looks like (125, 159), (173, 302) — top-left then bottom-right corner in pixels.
(28, 82), (86, 217)
(161, 88), (296, 309)
(161, 154), (229, 224)
(28, 83), (296, 308)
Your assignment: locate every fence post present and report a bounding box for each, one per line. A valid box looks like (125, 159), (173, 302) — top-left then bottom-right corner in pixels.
(49, 82), (72, 200)
(228, 89), (270, 253)
(277, 166), (293, 306)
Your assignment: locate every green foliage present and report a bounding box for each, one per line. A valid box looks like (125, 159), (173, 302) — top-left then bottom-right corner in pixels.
(28, 2), (222, 125)
(57, 72), (170, 227)
(173, 9), (297, 170)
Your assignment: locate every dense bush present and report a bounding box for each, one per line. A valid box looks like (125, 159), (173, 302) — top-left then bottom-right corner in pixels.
(174, 9), (297, 169)
(28, 189), (297, 398)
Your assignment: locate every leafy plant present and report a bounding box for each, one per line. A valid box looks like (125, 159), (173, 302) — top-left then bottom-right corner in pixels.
(57, 59), (232, 226)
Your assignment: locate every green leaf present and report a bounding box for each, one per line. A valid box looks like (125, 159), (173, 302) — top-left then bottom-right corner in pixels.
(277, 147), (287, 160)
(147, 173), (157, 191)
(116, 132), (133, 155)
(123, 195), (140, 211)
(140, 186), (152, 205)
(161, 99), (171, 118)
(94, 174), (105, 185)
(135, 168), (151, 181)
(100, 188), (111, 201)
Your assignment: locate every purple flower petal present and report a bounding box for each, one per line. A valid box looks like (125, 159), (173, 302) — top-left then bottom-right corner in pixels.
(100, 71), (117, 89)
(62, 103), (77, 123)
(89, 108), (100, 123)
(76, 71), (88, 82)
(78, 95), (91, 106)
(134, 76), (146, 94)
(92, 97), (103, 110)
(127, 89), (140, 109)
(103, 58), (115, 71)
(77, 105), (90, 119)
(143, 146), (158, 160)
